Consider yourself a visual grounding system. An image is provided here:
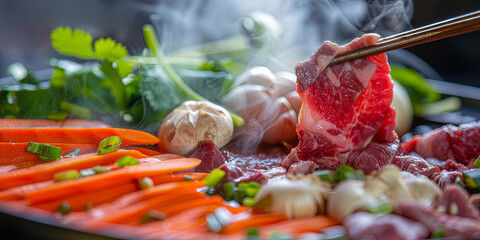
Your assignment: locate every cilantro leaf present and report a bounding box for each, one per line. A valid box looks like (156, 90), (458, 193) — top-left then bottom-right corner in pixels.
(116, 60), (133, 78)
(51, 27), (95, 59)
(99, 62), (126, 109)
(94, 38), (128, 62)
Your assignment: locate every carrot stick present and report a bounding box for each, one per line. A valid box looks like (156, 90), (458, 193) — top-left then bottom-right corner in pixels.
(259, 215), (340, 236)
(220, 214), (288, 234)
(0, 119), (111, 129)
(122, 147), (162, 156)
(0, 150), (148, 190)
(0, 181), (55, 201)
(31, 183), (139, 212)
(150, 172), (208, 184)
(157, 196), (225, 217)
(24, 158), (201, 204)
(0, 142), (98, 170)
(150, 154), (183, 160)
(0, 128), (160, 145)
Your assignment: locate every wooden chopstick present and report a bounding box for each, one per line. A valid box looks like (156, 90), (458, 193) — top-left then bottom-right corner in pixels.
(328, 10), (480, 66)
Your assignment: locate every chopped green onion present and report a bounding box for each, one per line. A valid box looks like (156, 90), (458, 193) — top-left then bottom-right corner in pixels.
(206, 186), (216, 195)
(63, 148), (80, 158)
(474, 156), (480, 168)
(79, 168), (95, 177)
(203, 168), (226, 187)
(366, 201), (393, 215)
(138, 177), (154, 189)
(213, 208), (233, 226)
(116, 155), (140, 168)
(54, 169), (79, 182)
(57, 202), (71, 215)
(84, 202), (93, 211)
(333, 165), (364, 182)
(141, 210), (167, 223)
(223, 182), (236, 201)
(246, 228), (260, 240)
(456, 176), (466, 188)
(46, 112), (68, 121)
(183, 175), (193, 181)
(60, 101), (91, 119)
(92, 166), (109, 174)
(270, 232), (293, 240)
(321, 226), (348, 240)
(97, 136), (122, 155)
(206, 213), (222, 232)
(235, 186), (246, 203)
(463, 169), (480, 193)
(242, 197), (255, 207)
(314, 170), (334, 182)
(27, 142), (62, 161)
(432, 227), (445, 238)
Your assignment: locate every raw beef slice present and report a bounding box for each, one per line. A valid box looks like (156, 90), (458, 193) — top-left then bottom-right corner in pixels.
(293, 34), (397, 165)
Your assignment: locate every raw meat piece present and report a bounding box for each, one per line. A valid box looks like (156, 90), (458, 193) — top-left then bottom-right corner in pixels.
(294, 33), (396, 165)
(391, 155), (440, 179)
(441, 185), (479, 219)
(342, 141), (401, 174)
(343, 212), (429, 240)
(395, 200), (480, 238)
(189, 139), (225, 173)
(434, 170), (463, 190)
(403, 121), (480, 165)
(286, 161), (316, 175)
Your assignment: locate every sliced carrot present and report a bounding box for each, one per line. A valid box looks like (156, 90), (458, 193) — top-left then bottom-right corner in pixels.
(0, 142), (98, 170)
(150, 154), (183, 160)
(0, 128), (160, 145)
(31, 183), (139, 212)
(122, 147), (162, 156)
(24, 158), (201, 204)
(0, 119), (111, 129)
(157, 196), (225, 217)
(150, 172), (208, 184)
(0, 150), (148, 190)
(220, 214), (288, 234)
(259, 215), (339, 236)
(0, 181), (55, 201)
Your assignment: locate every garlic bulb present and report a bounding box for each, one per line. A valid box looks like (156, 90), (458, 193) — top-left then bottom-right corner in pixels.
(254, 175), (330, 219)
(222, 66), (300, 145)
(157, 101), (233, 155)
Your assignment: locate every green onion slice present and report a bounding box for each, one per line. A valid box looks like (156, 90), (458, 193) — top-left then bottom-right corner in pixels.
(79, 168), (95, 177)
(27, 142), (62, 161)
(206, 213), (222, 232)
(141, 210), (167, 223)
(64, 148), (80, 158)
(223, 182), (236, 201)
(242, 197), (255, 207)
(203, 168), (226, 188)
(97, 136), (122, 155)
(54, 169), (79, 182)
(46, 112), (68, 121)
(474, 155), (480, 168)
(116, 155), (140, 168)
(57, 202), (72, 215)
(183, 175), (193, 181)
(366, 200), (393, 215)
(314, 170), (334, 182)
(138, 177), (154, 189)
(92, 166), (109, 174)
(246, 228), (260, 240)
(432, 227), (445, 238)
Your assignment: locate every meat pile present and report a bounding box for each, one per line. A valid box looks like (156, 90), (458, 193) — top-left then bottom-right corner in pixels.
(280, 34), (439, 177)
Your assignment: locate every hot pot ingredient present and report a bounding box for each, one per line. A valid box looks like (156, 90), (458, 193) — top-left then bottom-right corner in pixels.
(254, 175), (330, 219)
(157, 100), (233, 155)
(391, 81), (413, 136)
(222, 66), (300, 146)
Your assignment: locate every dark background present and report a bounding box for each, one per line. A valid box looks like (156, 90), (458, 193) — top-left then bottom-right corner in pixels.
(0, 0), (479, 86)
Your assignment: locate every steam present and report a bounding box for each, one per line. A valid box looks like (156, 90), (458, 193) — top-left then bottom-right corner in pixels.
(149, 0), (414, 152)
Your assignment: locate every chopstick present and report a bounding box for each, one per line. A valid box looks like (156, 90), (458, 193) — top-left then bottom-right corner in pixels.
(328, 10), (480, 66)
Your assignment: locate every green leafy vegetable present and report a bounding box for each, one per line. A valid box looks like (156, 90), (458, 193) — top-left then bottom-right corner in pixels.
(51, 27), (95, 59)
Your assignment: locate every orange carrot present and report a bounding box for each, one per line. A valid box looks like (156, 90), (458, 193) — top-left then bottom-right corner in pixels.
(259, 215), (339, 236)
(24, 158), (201, 204)
(220, 214), (288, 234)
(157, 196), (225, 217)
(0, 150), (148, 190)
(0, 142), (98, 170)
(0, 128), (160, 145)
(150, 154), (183, 160)
(0, 119), (111, 129)
(122, 147), (162, 156)
(31, 183), (139, 212)
(150, 172), (208, 184)
(0, 181), (55, 201)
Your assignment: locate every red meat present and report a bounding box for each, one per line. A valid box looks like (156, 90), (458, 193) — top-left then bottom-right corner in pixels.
(293, 34), (396, 166)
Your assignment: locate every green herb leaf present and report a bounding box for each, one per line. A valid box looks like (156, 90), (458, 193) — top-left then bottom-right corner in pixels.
(99, 62), (126, 109)
(51, 27), (95, 59)
(94, 38), (128, 62)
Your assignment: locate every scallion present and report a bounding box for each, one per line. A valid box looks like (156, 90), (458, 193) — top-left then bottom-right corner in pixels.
(314, 170), (334, 182)
(64, 148), (80, 158)
(60, 101), (91, 119)
(203, 168), (226, 188)
(432, 227), (445, 238)
(46, 112), (68, 121)
(235, 186), (246, 203)
(27, 142), (62, 161)
(246, 228), (260, 240)
(141, 210), (167, 223)
(92, 166), (109, 174)
(333, 165), (364, 182)
(57, 202), (72, 215)
(79, 168), (96, 177)
(242, 197), (255, 207)
(183, 175), (193, 181)
(223, 182), (236, 201)
(138, 177), (154, 189)
(97, 136), (122, 154)
(474, 156), (480, 168)
(54, 169), (79, 182)
(116, 155), (140, 168)
(270, 232), (293, 240)
(366, 201), (393, 215)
